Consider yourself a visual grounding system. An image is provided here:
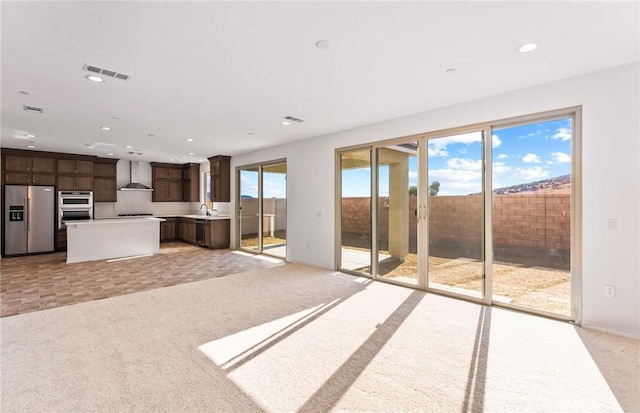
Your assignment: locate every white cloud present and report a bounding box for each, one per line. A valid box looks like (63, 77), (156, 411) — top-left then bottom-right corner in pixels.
(436, 132), (483, 146)
(446, 157), (482, 171)
(458, 147), (468, 154)
(428, 142), (448, 157)
(492, 134), (502, 148)
(428, 168), (482, 195)
(492, 162), (511, 175)
(513, 166), (548, 181)
(550, 151), (571, 163)
(428, 131), (484, 158)
(522, 153), (541, 164)
(496, 154), (508, 160)
(551, 127), (571, 141)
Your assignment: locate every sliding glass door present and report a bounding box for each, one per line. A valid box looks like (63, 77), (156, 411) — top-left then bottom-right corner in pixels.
(238, 160), (287, 257)
(262, 162), (287, 258)
(426, 131), (485, 299)
(337, 107), (579, 320)
(491, 117), (573, 316)
(376, 142), (419, 286)
(340, 149), (372, 274)
(238, 166), (260, 252)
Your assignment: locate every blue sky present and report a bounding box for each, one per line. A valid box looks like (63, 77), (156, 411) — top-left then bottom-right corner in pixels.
(239, 170), (286, 198)
(344, 117), (572, 197)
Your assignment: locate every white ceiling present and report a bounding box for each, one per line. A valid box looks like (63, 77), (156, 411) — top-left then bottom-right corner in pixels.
(2, 1), (638, 163)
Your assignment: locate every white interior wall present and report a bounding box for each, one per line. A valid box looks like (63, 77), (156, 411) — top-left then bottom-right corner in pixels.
(231, 63), (639, 338)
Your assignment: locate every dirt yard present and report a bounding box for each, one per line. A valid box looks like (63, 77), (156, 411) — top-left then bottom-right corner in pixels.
(359, 250), (570, 316)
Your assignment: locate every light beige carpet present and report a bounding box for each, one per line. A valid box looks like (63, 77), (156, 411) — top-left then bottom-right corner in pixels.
(1, 263), (638, 412)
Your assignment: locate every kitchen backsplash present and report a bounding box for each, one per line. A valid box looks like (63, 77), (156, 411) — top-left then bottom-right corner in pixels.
(94, 191), (231, 218)
(211, 202), (231, 215)
(94, 190), (195, 217)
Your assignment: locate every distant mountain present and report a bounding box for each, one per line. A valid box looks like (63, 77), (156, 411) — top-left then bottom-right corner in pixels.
(493, 174), (571, 194)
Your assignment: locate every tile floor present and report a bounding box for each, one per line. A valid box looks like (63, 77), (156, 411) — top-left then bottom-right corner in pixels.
(0, 242), (285, 317)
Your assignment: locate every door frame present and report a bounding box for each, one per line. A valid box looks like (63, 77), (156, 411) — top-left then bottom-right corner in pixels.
(236, 158), (287, 259)
(335, 106), (582, 323)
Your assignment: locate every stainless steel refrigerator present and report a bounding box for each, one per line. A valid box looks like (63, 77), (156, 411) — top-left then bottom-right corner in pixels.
(4, 185), (55, 255)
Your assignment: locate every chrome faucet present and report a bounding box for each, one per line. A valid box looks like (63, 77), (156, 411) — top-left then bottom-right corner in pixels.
(200, 203), (208, 216)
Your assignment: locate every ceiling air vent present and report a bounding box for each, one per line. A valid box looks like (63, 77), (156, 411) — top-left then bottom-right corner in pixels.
(23, 105), (43, 114)
(283, 116), (305, 123)
(83, 63), (131, 81)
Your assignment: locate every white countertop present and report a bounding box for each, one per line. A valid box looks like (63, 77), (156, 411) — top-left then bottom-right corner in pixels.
(66, 217), (166, 226)
(91, 214), (231, 222)
(156, 214), (231, 220)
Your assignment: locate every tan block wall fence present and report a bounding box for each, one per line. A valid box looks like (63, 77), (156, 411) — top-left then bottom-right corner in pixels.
(342, 194), (570, 251)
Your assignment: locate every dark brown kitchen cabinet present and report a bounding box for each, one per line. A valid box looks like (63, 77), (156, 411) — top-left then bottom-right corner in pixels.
(58, 159), (94, 175)
(182, 163), (200, 202)
(57, 159), (94, 190)
(151, 163), (183, 202)
(154, 165), (182, 180)
(2, 153), (56, 185)
(178, 217), (197, 244)
(205, 219), (230, 249)
(93, 158), (118, 202)
(208, 155), (230, 202)
(57, 228), (67, 251)
(160, 217), (177, 242)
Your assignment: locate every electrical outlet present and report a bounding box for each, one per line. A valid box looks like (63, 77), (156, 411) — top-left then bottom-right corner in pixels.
(604, 285), (615, 298)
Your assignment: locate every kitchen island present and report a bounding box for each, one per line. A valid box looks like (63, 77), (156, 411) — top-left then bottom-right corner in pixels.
(65, 217), (165, 264)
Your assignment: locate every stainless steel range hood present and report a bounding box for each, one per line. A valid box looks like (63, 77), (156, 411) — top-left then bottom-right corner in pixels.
(119, 161), (153, 191)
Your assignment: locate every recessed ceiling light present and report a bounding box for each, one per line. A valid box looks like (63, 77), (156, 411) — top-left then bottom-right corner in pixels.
(107, 152), (114, 156)
(125, 145), (132, 149)
(26, 133), (37, 138)
(19, 90), (29, 95)
(26, 145), (35, 149)
(517, 42), (538, 53)
(315, 40), (331, 50)
(188, 152), (194, 156)
(186, 138), (193, 142)
(445, 68), (456, 74)
(100, 126), (111, 131)
(282, 121), (291, 126)
(198, 159), (205, 162)
(169, 158), (174, 161)
(85, 74), (104, 82)
(147, 133), (155, 137)
(112, 116), (121, 120)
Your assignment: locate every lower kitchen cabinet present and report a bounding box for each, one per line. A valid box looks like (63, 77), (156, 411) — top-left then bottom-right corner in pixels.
(205, 219), (230, 249)
(160, 217), (177, 242)
(57, 228), (67, 251)
(178, 218), (197, 245)
(173, 217), (229, 248)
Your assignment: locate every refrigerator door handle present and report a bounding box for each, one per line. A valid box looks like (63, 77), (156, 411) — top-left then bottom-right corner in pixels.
(24, 197), (29, 230)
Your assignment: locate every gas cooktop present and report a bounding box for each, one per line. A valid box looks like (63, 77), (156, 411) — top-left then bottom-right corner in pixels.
(118, 213), (153, 217)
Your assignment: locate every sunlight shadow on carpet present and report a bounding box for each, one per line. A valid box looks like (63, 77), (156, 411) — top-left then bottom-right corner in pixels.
(199, 299), (341, 369)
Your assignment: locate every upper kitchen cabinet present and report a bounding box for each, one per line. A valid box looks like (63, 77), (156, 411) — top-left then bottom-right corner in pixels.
(150, 163), (183, 202)
(93, 158), (118, 202)
(182, 163), (200, 202)
(208, 155), (230, 202)
(57, 158), (94, 191)
(2, 151), (56, 186)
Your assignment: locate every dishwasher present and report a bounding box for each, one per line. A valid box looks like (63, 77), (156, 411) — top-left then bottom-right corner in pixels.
(195, 219), (205, 247)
